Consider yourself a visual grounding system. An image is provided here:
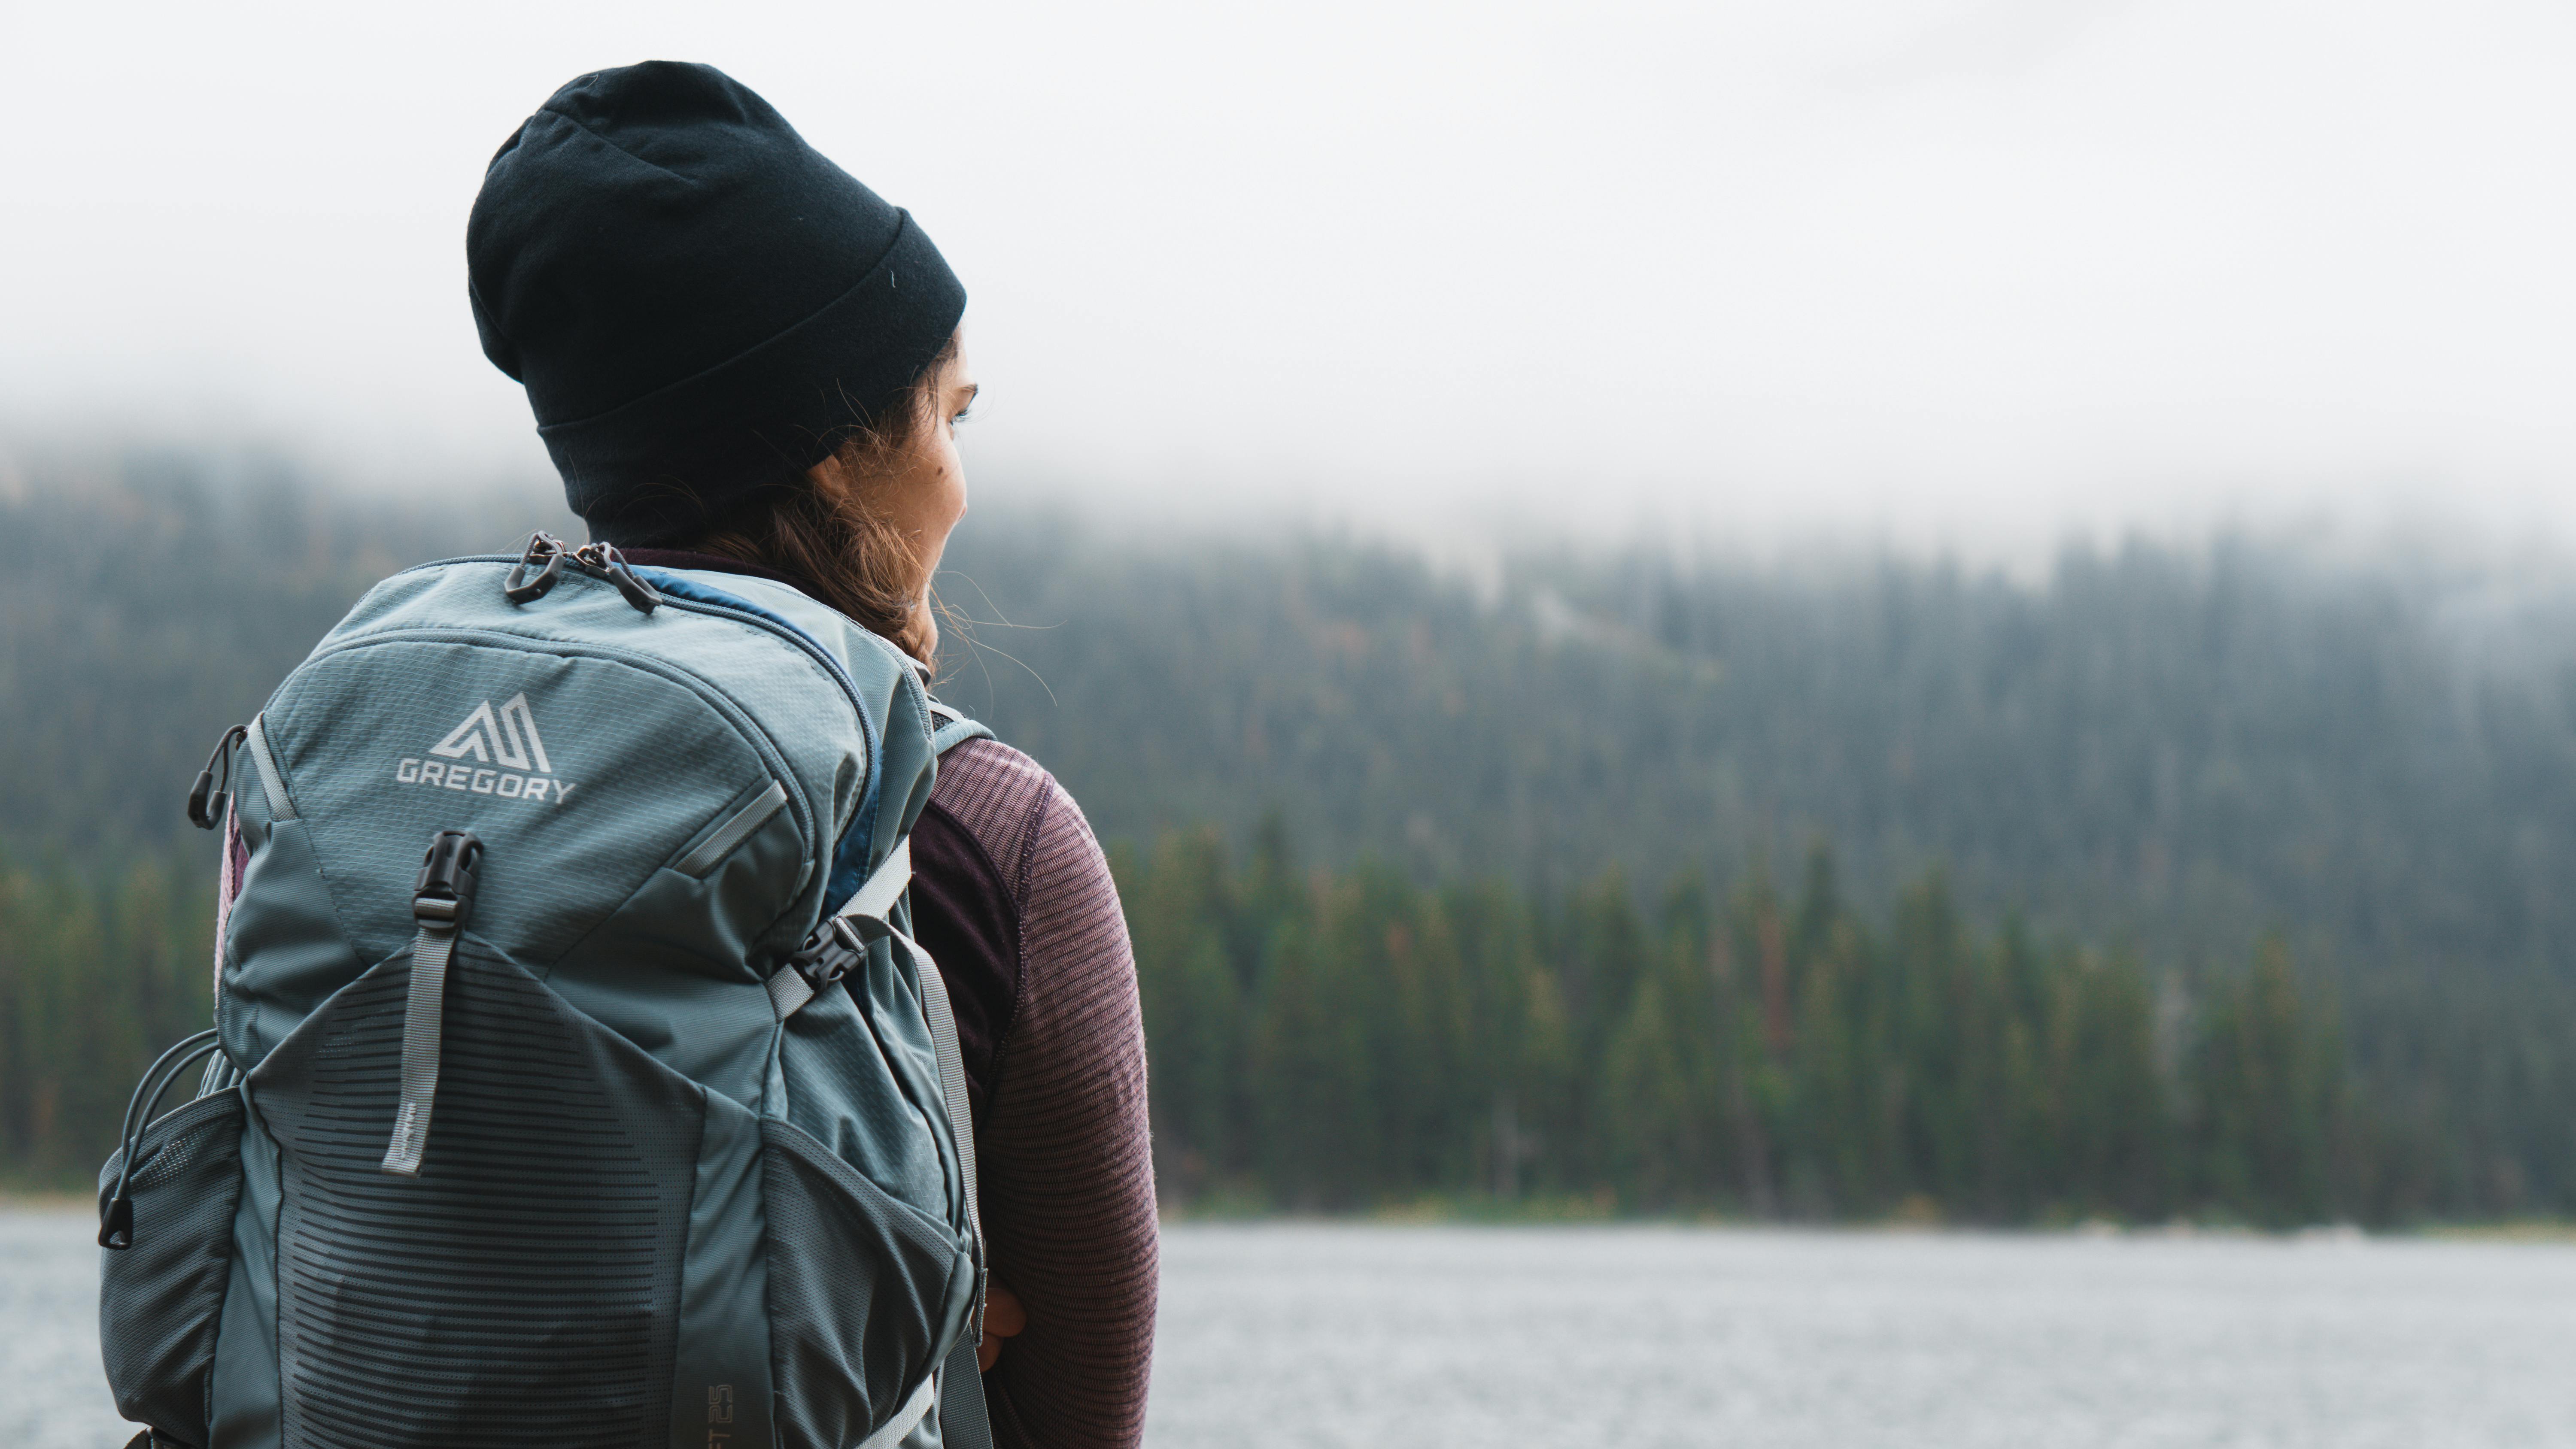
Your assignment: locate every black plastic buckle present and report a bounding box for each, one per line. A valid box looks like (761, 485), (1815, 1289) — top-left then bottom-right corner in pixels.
(414, 831), (484, 931)
(790, 917), (869, 988)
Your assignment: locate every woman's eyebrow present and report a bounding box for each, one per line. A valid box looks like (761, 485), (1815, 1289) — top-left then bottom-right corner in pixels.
(955, 382), (982, 410)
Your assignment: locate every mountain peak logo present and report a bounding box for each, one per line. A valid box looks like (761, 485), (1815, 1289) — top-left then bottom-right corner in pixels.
(429, 694), (551, 774)
(395, 694), (577, 805)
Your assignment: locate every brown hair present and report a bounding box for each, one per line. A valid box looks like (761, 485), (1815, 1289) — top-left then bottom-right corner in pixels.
(687, 332), (961, 669)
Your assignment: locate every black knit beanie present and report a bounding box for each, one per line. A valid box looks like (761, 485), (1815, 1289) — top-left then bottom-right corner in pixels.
(467, 61), (966, 546)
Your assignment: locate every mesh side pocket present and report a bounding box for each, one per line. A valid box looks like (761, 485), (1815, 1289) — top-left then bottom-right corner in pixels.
(762, 1117), (970, 1449)
(97, 1087), (246, 1446)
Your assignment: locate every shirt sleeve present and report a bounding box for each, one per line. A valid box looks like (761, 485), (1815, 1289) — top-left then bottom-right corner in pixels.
(976, 776), (1160, 1449)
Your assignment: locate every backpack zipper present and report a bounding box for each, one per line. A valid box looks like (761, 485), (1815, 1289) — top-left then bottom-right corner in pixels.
(309, 624), (822, 880)
(637, 579), (887, 871)
(387, 554), (887, 893)
(401, 551), (890, 880)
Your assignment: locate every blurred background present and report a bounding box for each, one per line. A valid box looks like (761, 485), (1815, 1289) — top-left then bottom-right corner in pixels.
(5, 2), (2576, 1445)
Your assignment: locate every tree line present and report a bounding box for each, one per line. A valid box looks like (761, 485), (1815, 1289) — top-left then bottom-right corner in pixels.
(0, 857), (210, 1182)
(10, 830), (2566, 1223)
(1121, 825), (2576, 1225)
(2, 451), (2573, 1215)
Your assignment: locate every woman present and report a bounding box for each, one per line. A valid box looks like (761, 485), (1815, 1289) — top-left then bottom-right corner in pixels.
(466, 61), (1157, 1449)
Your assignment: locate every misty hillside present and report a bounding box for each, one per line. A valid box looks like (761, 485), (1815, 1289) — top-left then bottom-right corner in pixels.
(9, 452), (2576, 987)
(941, 515), (2576, 985)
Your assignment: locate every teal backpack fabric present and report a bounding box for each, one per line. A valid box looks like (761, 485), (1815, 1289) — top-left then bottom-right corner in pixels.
(97, 541), (996, 1449)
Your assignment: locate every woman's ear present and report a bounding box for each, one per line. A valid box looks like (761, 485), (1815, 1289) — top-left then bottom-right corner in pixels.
(805, 447), (855, 496)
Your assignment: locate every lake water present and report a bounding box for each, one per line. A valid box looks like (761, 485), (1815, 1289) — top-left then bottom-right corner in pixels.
(10, 1207), (2573, 1447)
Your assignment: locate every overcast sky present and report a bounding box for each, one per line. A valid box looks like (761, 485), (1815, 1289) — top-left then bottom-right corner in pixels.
(2, 0), (2569, 557)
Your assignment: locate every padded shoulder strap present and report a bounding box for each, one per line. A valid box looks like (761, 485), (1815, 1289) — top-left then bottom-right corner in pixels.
(926, 699), (994, 757)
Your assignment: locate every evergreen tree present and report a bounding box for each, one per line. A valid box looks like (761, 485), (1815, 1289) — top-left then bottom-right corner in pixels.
(2190, 937), (2348, 1225)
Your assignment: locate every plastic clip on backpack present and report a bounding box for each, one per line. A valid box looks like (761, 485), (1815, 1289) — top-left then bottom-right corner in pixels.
(99, 533), (999, 1449)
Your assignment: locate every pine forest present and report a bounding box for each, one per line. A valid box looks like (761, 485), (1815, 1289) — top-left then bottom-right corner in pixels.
(3, 452), (2573, 1224)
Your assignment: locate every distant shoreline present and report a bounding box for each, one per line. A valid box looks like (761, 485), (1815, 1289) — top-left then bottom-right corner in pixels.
(1156, 1200), (2576, 1242)
(0, 1189), (87, 1211)
(6, 1192), (2567, 1243)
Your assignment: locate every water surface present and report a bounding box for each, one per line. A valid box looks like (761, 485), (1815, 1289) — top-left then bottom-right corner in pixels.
(9, 1208), (2571, 1447)
(1147, 1222), (2575, 1448)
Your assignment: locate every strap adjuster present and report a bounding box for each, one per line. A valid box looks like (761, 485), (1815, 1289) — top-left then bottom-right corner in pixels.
(770, 840), (915, 1020)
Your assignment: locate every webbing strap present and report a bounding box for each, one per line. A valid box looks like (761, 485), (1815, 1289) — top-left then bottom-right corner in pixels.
(854, 1372), (938, 1449)
(380, 915), (456, 1176)
(937, 1334), (996, 1449)
(848, 836), (913, 923)
(245, 713), (296, 820)
(904, 926), (994, 1449)
(908, 934), (987, 1276)
(765, 961), (816, 1019)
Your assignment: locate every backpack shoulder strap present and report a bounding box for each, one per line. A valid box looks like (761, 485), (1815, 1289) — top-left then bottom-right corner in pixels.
(926, 698), (995, 757)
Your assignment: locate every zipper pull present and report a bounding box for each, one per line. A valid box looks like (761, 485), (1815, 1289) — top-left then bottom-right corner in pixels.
(504, 531), (567, 605)
(605, 555), (662, 614)
(573, 540), (661, 615)
(99, 1193), (134, 1251)
(186, 723), (249, 830)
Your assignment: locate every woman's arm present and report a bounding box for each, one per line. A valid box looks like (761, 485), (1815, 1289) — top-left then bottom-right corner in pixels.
(965, 765), (1159, 1449)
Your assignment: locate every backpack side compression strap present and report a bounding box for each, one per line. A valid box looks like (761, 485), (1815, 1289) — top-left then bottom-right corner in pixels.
(763, 837), (913, 1020)
(935, 1333), (997, 1449)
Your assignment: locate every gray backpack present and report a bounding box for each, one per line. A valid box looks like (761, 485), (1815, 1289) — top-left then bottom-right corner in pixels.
(98, 535), (995, 1449)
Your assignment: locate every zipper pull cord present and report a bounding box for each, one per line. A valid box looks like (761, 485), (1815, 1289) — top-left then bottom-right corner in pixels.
(185, 723), (249, 830)
(100, 1030), (227, 1249)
